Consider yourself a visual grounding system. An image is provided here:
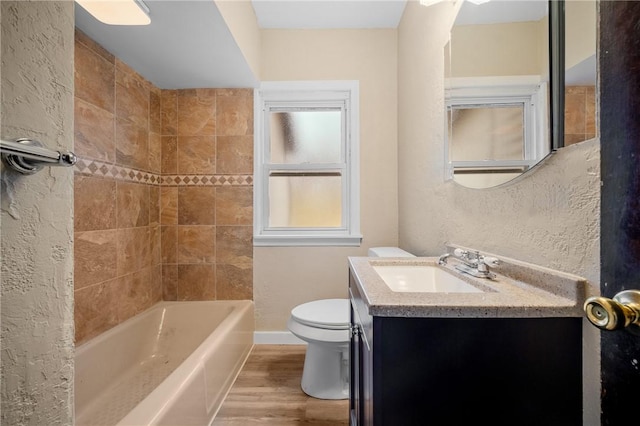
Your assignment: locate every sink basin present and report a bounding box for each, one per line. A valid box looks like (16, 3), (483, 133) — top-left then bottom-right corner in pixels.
(373, 265), (484, 293)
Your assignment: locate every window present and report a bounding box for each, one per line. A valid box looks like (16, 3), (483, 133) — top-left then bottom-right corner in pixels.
(445, 76), (550, 185)
(254, 81), (361, 246)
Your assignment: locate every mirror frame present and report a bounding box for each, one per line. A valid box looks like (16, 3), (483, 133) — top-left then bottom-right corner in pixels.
(550, 0), (565, 151)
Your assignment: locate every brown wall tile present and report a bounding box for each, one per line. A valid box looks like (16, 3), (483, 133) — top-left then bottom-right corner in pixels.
(117, 227), (150, 276)
(177, 264), (215, 301)
(150, 225), (162, 266)
(160, 186), (178, 224)
(161, 225), (177, 264)
(118, 268), (153, 322)
(177, 136), (216, 174)
(161, 136), (177, 174)
(151, 265), (163, 304)
(216, 135), (253, 174)
(161, 90), (178, 135)
(177, 89), (217, 136)
(215, 186), (252, 225)
(75, 279), (119, 344)
(178, 186), (216, 225)
(116, 63), (149, 130)
(564, 91), (586, 134)
(75, 98), (115, 163)
(75, 29), (114, 63)
(75, 175), (116, 232)
(216, 95), (253, 136)
(116, 117), (148, 170)
(74, 40), (115, 113)
(150, 88), (162, 134)
(586, 88), (596, 135)
(217, 88), (252, 97)
(117, 182), (149, 228)
(162, 265), (178, 301)
(216, 226), (253, 267)
(177, 226), (216, 264)
(75, 230), (118, 290)
(149, 132), (162, 174)
(150, 186), (160, 226)
(564, 85), (597, 145)
(216, 264), (253, 300)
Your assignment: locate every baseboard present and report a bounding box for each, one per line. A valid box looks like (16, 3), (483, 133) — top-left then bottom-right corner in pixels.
(254, 331), (306, 345)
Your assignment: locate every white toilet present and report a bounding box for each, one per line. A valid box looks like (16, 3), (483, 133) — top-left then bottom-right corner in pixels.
(287, 246), (415, 399)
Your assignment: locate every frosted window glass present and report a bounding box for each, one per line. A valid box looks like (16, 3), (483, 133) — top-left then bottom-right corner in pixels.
(268, 174), (342, 228)
(270, 111), (342, 164)
(449, 105), (524, 161)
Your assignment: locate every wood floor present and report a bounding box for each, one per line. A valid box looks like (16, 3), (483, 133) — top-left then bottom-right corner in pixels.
(212, 345), (349, 425)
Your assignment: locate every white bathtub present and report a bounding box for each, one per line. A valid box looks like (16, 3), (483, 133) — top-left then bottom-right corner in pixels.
(75, 301), (254, 426)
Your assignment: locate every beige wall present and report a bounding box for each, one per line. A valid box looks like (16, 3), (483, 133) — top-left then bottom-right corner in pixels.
(398, 1), (599, 424)
(1, 1), (74, 423)
(214, 0), (261, 80)
(450, 20), (546, 78)
(566, 0), (597, 70)
(255, 29), (398, 330)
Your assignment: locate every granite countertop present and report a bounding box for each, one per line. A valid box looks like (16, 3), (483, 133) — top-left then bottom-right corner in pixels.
(348, 255), (588, 318)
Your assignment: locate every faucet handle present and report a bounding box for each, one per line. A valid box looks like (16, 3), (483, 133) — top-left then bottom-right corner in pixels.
(482, 256), (500, 266)
(453, 248), (468, 258)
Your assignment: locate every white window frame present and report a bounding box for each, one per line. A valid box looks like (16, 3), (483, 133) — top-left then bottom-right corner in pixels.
(253, 81), (361, 247)
(444, 75), (549, 179)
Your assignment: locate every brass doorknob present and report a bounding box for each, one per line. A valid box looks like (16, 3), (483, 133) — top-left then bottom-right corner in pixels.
(584, 290), (640, 332)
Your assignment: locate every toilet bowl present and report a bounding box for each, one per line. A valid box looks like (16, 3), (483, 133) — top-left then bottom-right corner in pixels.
(287, 299), (350, 399)
(287, 247), (415, 400)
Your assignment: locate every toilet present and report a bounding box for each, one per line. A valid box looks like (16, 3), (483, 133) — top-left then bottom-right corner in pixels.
(287, 246), (415, 399)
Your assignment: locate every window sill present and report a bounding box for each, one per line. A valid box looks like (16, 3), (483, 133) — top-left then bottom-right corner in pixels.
(253, 234), (363, 247)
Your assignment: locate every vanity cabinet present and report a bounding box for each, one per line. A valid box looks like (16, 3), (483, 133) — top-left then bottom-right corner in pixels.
(348, 271), (582, 426)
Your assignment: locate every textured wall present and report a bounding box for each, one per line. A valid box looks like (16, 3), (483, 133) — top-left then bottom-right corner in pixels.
(0, 1), (74, 424)
(397, 1), (600, 424)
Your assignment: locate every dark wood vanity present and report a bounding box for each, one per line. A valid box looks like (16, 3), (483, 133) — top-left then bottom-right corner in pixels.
(348, 266), (583, 426)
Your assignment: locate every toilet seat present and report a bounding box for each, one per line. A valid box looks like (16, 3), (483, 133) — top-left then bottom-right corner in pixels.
(291, 299), (350, 330)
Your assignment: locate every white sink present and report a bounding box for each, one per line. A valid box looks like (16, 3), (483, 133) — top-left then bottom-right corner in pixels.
(373, 265), (484, 293)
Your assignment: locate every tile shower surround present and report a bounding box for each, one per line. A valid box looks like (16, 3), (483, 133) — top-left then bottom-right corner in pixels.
(74, 30), (253, 344)
(565, 85), (597, 145)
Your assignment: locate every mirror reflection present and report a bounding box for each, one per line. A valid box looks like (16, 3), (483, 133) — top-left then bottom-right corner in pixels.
(445, 0), (551, 189)
(564, 0), (597, 146)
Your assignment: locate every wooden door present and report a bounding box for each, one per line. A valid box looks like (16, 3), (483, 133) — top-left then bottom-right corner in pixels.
(598, 1), (640, 424)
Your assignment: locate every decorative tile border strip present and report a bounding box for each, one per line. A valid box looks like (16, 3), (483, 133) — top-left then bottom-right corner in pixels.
(74, 158), (252, 186)
(162, 175), (253, 186)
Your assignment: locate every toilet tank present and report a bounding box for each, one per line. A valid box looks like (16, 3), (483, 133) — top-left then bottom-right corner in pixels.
(368, 247), (415, 257)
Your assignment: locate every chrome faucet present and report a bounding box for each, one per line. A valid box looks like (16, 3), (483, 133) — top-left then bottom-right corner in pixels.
(439, 249), (500, 280)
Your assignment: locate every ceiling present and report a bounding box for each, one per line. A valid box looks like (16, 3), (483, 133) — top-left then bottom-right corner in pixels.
(74, 0), (408, 89)
(252, 0), (407, 29)
(75, 0), (593, 89)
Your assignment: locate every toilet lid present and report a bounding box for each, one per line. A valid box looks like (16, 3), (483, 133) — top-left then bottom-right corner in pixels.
(291, 299), (350, 330)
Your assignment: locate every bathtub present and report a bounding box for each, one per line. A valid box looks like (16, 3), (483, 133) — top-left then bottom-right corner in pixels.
(75, 300), (254, 426)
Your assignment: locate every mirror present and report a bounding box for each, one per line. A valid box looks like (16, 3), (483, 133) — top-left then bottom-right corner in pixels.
(445, 0), (559, 189)
(564, 0), (597, 146)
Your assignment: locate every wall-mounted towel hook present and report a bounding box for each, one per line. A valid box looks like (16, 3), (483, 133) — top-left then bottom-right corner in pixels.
(1, 138), (76, 175)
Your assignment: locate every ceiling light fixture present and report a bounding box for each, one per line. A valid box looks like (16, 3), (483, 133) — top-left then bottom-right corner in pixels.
(75, 0), (151, 26)
(419, 0), (491, 7)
